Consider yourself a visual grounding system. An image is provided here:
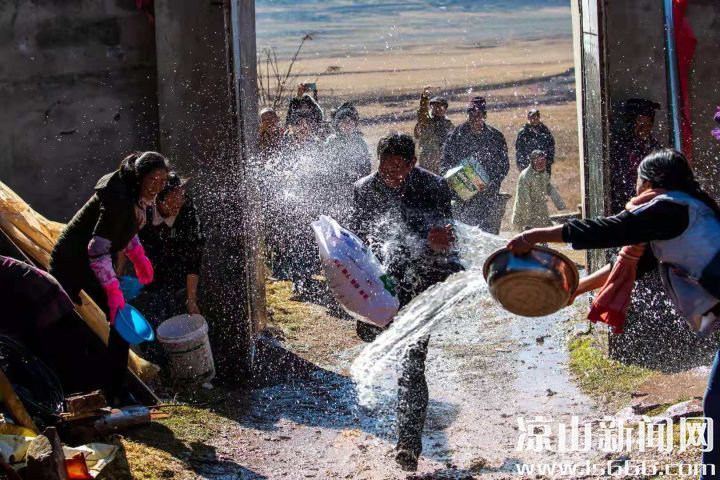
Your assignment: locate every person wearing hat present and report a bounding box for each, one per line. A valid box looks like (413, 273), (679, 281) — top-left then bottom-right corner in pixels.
(413, 86), (454, 174)
(611, 98), (663, 212)
(324, 102), (372, 223)
(441, 95), (510, 234)
(285, 93), (325, 144)
(511, 149), (565, 230)
(515, 108), (556, 174)
(130, 172), (205, 350)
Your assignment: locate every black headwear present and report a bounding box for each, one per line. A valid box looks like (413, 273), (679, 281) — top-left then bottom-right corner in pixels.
(332, 102), (360, 127)
(119, 151), (171, 195)
(157, 171), (190, 202)
(624, 98), (661, 123)
(286, 94), (324, 128)
(638, 149), (720, 218)
(429, 96), (448, 108)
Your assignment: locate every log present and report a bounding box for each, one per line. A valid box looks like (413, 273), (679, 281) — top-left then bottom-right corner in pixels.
(65, 391), (107, 416)
(25, 428), (67, 480)
(0, 369), (37, 434)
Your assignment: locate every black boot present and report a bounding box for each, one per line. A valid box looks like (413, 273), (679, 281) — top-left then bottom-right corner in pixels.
(395, 335), (430, 471)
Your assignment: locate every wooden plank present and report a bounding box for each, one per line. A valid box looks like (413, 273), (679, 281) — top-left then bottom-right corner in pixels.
(65, 390), (107, 416)
(0, 368), (38, 434)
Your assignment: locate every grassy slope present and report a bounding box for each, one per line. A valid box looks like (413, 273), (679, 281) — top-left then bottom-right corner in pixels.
(567, 330), (706, 479)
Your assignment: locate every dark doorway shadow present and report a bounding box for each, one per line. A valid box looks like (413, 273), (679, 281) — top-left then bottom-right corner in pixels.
(182, 336), (461, 469)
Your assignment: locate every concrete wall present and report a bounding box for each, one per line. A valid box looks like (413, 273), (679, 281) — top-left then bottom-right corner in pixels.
(604, 0), (720, 197)
(154, 0), (233, 176)
(0, 0), (158, 222)
(154, 0), (258, 379)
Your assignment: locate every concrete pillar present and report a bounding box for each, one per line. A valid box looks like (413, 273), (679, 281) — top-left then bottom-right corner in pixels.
(154, 0), (263, 379)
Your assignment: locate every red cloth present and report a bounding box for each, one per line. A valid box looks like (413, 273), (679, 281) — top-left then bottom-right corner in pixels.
(587, 189), (667, 334)
(673, 0), (697, 162)
(66, 454), (92, 479)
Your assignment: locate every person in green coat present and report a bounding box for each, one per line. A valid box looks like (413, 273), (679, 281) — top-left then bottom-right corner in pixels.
(49, 151), (170, 406)
(511, 150), (565, 230)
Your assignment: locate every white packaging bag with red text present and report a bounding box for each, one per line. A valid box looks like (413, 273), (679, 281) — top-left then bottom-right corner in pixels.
(311, 215), (399, 327)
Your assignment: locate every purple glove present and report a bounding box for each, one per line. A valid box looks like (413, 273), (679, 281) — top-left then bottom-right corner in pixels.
(103, 279), (125, 325)
(126, 238), (154, 285)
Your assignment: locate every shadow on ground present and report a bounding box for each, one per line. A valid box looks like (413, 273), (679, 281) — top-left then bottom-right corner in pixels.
(127, 336), (461, 477)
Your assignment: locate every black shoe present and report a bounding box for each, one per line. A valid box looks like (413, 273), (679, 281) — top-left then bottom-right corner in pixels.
(356, 321), (385, 343)
(395, 448), (419, 471)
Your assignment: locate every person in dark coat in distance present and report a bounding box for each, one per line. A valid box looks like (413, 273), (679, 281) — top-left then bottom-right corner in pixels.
(350, 131), (465, 472)
(324, 102), (372, 223)
(49, 151), (170, 406)
(441, 96), (510, 234)
(515, 108), (556, 174)
(413, 86), (454, 174)
(267, 95), (326, 298)
(610, 98), (662, 213)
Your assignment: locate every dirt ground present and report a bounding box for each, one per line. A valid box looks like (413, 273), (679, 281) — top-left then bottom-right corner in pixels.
(124, 278), (602, 479)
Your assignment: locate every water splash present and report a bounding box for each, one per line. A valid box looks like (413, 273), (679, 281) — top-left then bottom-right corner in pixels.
(350, 223), (508, 409)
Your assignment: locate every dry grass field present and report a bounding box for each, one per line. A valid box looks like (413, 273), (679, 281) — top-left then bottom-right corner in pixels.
(276, 38), (582, 232)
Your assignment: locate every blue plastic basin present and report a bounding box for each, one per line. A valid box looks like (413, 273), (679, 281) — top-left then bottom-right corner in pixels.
(114, 304), (155, 345)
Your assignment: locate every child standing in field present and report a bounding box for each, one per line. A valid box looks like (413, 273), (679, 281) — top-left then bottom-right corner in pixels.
(512, 149), (566, 230)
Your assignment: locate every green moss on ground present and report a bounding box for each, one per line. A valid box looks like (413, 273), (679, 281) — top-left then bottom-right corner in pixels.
(568, 333), (656, 410)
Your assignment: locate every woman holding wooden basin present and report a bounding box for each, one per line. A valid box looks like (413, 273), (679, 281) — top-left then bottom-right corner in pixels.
(507, 149), (720, 477)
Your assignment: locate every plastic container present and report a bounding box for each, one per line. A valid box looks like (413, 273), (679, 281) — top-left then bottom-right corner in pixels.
(114, 304), (155, 345)
(156, 314), (215, 384)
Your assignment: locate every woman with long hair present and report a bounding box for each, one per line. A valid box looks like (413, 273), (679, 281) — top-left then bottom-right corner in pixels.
(507, 149), (720, 477)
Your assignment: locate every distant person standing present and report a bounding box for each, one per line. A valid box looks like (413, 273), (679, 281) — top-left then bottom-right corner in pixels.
(258, 107), (285, 159)
(441, 96), (510, 234)
(611, 98), (662, 212)
(515, 108), (556, 174)
(413, 86), (454, 174)
(324, 102), (372, 223)
(511, 150), (566, 230)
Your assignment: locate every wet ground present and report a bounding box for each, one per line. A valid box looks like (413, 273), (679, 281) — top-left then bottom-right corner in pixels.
(149, 305), (599, 480)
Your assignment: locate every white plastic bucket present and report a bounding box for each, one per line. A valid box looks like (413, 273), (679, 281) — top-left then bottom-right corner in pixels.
(157, 314), (215, 384)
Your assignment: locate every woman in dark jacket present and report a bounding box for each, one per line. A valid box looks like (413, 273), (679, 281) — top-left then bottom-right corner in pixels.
(507, 150), (720, 477)
(49, 151), (170, 404)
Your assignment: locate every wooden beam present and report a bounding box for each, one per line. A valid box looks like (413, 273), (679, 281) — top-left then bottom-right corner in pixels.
(0, 368), (38, 434)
